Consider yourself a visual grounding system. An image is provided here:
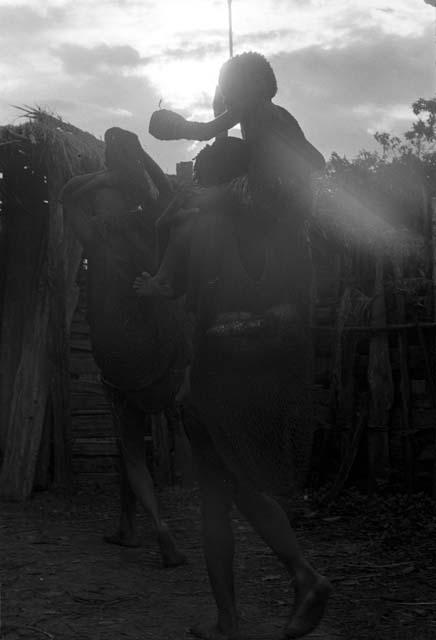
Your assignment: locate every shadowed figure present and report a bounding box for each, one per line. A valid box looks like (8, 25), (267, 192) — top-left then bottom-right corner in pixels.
(135, 54), (331, 640)
(61, 127), (189, 567)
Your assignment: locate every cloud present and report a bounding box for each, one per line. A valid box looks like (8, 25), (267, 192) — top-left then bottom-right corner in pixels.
(273, 26), (431, 108)
(238, 28), (297, 43)
(270, 24), (434, 158)
(161, 42), (225, 61)
(171, 27), (299, 54)
(54, 43), (150, 75)
(1, 0), (433, 172)
(0, 4), (66, 36)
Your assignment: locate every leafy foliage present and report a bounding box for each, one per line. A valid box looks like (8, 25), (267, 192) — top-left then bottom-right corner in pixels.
(320, 97), (436, 234)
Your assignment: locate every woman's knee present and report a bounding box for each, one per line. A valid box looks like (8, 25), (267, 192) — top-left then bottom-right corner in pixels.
(199, 469), (234, 521)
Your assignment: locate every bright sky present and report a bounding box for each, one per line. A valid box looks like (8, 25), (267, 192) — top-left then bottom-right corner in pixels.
(0, 0), (435, 171)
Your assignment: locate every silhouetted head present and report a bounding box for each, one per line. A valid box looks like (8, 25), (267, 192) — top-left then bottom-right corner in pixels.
(104, 127), (158, 207)
(104, 127), (143, 174)
(193, 136), (249, 187)
(218, 52), (277, 112)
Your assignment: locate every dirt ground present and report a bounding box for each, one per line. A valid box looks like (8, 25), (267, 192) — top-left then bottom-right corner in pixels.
(1, 482), (436, 640)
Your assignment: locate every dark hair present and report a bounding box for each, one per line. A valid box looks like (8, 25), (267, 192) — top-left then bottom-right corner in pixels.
(193, 136), (249, 187)
(218, 52), (277, 110)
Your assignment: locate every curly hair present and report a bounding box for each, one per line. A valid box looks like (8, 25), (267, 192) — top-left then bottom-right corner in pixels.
(193, 136), (249, 187)
(218, 52), (277, 110)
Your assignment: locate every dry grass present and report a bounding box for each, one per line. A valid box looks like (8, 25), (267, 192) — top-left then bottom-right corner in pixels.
(0, 106), (104, 180)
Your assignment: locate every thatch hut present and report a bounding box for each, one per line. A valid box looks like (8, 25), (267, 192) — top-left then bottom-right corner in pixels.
(0, 109), (104, 499)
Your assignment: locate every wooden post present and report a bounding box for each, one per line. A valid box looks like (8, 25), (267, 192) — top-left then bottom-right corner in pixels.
(323, 393), (368, 505)
(329, 287), (357, 456)
(392, 258), (414, 494)
(47, 193), (73, 489)
(432, 197), (436, 499)
(367, 256), (393, 493)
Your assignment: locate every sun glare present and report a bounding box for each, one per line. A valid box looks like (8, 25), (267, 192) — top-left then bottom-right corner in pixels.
(137, 0), (230, 113)
(146, 56), (224, 113)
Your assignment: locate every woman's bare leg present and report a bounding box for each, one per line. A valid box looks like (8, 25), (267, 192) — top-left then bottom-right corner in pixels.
(108, 391), (186, 566)
(234, 486), (331, 639)
(104, 439), (140, 547)
(189, 431), (240, 640)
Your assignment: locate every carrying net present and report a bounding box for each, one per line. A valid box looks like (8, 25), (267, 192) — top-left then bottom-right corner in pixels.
(86, 211), (189, 394)
(183, 207), (315, 495)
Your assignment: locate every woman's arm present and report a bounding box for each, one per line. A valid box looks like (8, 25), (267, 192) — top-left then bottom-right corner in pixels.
(140, 149), (173, 205)
(62, 193), (93, 247)
(149, 109), (240, 142)
(61, 171), (116, 246)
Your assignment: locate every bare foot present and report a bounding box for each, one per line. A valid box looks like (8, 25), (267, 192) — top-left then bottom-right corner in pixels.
(103, 532), (140, 548)
(189, 623), (241, 640)
(282, 575), (332, 639)
(157, 528), (187, 568)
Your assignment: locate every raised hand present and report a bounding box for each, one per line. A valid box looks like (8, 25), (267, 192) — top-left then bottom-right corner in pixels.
(149, 109), (188, 140)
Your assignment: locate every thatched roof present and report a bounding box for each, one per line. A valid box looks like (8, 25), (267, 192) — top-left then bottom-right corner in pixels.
(0, 107), (104, 178)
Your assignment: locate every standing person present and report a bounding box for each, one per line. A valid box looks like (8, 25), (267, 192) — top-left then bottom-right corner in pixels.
(135, 66), (331, 639)
(61, 127), (189, 567)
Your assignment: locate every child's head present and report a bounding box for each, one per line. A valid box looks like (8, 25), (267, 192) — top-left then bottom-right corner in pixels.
(218, 52), (277, 112)
(193, 136), (249, 187)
